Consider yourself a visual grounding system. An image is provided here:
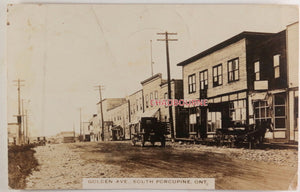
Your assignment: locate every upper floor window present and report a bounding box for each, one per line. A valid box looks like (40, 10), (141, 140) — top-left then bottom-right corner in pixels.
(273, 54), (280, 78)
(254, 61), (260, 80)
(213, 64), (222, 87)
(139, 98), (143, 110)
(150, 93), (153, 107)
(132, 104), (135, 114)
(199, 70), (208, 90)
(228, 58), (239, 82)
(136, 99), (139, 111)
(154, 91), (158, 100)
(188, 74), (196, 93)
(164, 92), (168, 108)
(145, 95), (149, 108)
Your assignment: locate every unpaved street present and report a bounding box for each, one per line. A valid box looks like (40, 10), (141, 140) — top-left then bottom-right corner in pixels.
(26, 142), (298, 190)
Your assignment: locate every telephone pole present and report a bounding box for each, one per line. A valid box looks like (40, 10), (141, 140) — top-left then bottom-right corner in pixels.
(13, 79), (25, 145)
(150, 40), (154, 76)
(21, 99), (25, 143)
(157, 31), (177, 142)
(73, 122), (75, 142)
(79, 107), (82, 141)
(95, 85), (105, 141)
(25, 109), (28, 144)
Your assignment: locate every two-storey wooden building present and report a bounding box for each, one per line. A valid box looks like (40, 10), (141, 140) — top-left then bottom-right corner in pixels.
(177, 23), (298, 143)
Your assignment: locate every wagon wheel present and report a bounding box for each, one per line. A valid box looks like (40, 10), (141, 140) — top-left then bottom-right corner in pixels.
(228, 135), (235, 148)
(140, 135), (145, 147)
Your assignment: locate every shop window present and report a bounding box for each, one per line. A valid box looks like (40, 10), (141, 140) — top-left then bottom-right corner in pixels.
(189, 108), (197, 133)
(229, 99), (246, 125)
(207, 111), (222, 133)
(254, 100), (271, 122)
(274, 93), (286, 129)
(213, 64), (222, 87)
(228, 58), (239, 82)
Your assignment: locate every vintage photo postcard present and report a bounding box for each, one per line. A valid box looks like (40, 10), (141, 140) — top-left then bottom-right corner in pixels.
(6, 3), (299, 190)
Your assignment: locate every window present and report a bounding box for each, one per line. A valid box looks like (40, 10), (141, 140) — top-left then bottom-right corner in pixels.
(207, 111), (222, 133)
(189, 108), (197, 133)
(132, 104), (135, 114)
(254, 100), (271, 123)
(199, 70), (208, 90)
(136, 99), (139, 111)
(145, 95), (149, 108)
(154, 91), (158, 100)
(230, 99), (246, 125)
(213, 64), (222, 87)
(139, 98), (143, 110)
(254, 61), (260, 80)
(164, 92), (168, 108)
(228, 58), (239, 82)
(274, 93), (286, 129)
(150, 93), (153, 107)
(188, 74), (196, 93)
(273, 54), (280, 78)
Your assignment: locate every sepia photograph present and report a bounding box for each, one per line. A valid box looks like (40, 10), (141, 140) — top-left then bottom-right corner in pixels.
(6, 3), (299, 190)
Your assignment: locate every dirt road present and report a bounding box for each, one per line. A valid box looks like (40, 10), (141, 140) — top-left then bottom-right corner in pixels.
(26, 142), (298, 190)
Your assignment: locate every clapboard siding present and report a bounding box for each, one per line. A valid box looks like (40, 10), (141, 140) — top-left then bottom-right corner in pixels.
(183, 39), (247, 100)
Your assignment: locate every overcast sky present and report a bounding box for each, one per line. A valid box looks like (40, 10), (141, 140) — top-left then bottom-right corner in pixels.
(7, 4), (298, 136)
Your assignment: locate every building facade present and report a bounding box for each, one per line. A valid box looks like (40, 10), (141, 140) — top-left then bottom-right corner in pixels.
(177, 24), (298, 143)
(107, 101), (130, 140)
(286, 22), (299, 142)
(95, 98), (127, 141)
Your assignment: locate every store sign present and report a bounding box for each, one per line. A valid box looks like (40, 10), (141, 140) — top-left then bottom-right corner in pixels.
(254, 80), (268, 90)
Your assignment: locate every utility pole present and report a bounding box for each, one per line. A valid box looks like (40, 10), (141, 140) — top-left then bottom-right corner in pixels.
(157, 31), (177, 142)
(79, 107), (82, 141)
(21, 99), (25, 143)
(95, 85), (105, 141)
(25, 109), (28, 144)
(150, 40), (154, 76)
(73, 122), (75, 142)
(13, 79), (25, 145)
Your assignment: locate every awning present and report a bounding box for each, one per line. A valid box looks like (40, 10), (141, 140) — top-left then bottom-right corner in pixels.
(250, 92), (267, 100)
(111, 125), (122, 130)
(129, 108), (160, 125)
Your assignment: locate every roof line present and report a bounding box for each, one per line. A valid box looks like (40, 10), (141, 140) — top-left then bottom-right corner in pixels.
(177, 31), (275, 67)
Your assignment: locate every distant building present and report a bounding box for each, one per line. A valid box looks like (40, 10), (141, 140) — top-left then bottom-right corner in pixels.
(107, 101), (129, 140)
(89, 114), (101, 142)
(140, 73), (184, 138)
(56, 131), (78, 143)
(7, 123), (18, 145)
(95, 98), (127, 140)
